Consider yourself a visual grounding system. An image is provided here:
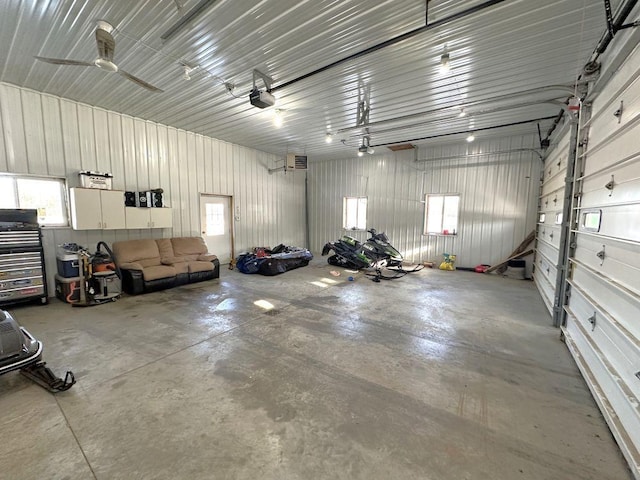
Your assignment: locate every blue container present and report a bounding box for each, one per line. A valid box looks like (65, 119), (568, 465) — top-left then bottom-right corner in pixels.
(56, 252), (80, 278)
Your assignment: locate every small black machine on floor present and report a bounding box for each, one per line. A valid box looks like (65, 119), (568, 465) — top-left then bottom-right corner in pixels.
(0, 309), (75, 393)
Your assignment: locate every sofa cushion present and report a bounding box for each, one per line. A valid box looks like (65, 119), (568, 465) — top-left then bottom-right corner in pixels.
(113, 239), (162, 268)
(171, 237), (208, 257)
(188, 261), (214, 273)
(156, 238), (174, 261)
(171, 262), (189, 275)
(142, 265), (177, 281)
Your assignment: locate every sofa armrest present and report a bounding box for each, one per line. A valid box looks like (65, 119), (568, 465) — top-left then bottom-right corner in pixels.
(198, 254), (218, 262)
(119, 268), (145, 295)
(119, 261), (144, 271)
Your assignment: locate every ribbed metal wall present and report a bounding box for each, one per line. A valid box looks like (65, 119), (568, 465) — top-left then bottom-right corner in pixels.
(308, 134), (540, 269)
(562, 42), (640, 479)
(0, 83), (306, 293)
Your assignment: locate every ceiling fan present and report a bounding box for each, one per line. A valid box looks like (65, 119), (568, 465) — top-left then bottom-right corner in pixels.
(34, 21), (163, 93)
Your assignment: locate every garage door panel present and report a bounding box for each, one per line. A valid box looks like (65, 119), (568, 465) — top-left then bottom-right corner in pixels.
(563, 315), (640, 475)
(536, 237), (560, 263)
(573, 235), (640, 296)
(533, 274), (554, 315)
(583, 205), (640, 240)
(536, 253), (558, 288)
(535, 127), (571, 321)
(538, 224), (562, 249)
(588, 79), (640, 149)
(590, 43), (640, 118)
(583, 119), (640, 177)
(581, 162), (640, 207)
(571, 264), (640, 341)
(542, 170), (567, 195)
(566, 286), (640, 401)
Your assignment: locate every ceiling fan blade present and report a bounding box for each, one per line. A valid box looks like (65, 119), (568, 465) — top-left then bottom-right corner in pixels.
(34, 56), (94, 66)
(118, 70), (164, 93)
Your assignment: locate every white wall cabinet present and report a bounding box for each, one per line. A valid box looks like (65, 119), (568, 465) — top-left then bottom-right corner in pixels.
(125, 207), (173, 229)
(69, 188), (125, 230)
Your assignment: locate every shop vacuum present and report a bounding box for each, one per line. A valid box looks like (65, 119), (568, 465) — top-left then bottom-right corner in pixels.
(73, 241), (122, 307)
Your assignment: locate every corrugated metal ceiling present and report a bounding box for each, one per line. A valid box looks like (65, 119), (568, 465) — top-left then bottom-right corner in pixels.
(0, 0), (619, 161)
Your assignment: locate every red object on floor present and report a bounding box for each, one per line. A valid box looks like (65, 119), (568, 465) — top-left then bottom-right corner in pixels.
(474, 264), (490, 273)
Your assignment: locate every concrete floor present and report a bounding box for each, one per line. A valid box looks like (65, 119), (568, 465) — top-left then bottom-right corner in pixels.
(0, 260), (632, 480)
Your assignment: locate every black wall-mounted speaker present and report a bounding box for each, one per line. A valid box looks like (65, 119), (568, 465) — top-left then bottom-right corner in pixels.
(136, 191), (151, 208)
(152, 192), (163, 208)
(124, 191), (136, 207)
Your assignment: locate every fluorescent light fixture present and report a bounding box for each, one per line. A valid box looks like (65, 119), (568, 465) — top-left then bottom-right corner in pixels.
(440, 52), (450, 73)
(273, 109), (283, 128)
(325, 133), (333, 143)
(466, 133), (475, 142)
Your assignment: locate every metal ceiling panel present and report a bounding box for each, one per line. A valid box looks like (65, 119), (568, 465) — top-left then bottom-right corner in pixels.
(0, 0), (615, 161)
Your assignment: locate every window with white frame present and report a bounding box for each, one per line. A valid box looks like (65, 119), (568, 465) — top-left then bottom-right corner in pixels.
(0, 174), (68, 226)
(424, 193), (459, 235)
(343, 197), (367, 230)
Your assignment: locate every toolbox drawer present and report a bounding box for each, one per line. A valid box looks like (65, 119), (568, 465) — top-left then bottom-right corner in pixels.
(0, 285), (45, 302)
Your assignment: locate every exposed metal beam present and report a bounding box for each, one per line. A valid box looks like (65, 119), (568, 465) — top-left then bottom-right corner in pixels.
(335, 85), (575, 136)
(372, 116), (557, 147)
(270, 0), (507, 93)
(416, 148), (544, 162)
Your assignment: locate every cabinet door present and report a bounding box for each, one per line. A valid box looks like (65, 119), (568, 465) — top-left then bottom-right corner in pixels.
(125, 207), (151, 229)
(70, 188), (102, 230)
(100, 190), (126, 229)
(150, 208), (173, 228)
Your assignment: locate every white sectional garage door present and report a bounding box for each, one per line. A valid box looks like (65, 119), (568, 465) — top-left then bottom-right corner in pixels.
(562, 46), (640, 479)
(534, 128), (572, 318)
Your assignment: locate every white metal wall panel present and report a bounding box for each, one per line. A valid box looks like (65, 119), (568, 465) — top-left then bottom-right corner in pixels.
(563, 44), (640, 479)
(533, 126), (572, 316)
(0, 83), (306, 293)
(308, 134), (539, 268)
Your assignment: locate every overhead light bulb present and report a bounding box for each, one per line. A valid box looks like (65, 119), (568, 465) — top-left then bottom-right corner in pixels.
(440, 52), (450, 73)
(325, 133), (333, 143)
(273, 109), (283, 128)
(466, 133), (475, 142)
(367, 147), (375, 155)
(182, 64), (194, 81)
(357, 150), (364, 157)
(458, 108), (466, 117)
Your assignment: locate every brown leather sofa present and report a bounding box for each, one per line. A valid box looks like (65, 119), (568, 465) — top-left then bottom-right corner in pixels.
(112, 237), (220, 295)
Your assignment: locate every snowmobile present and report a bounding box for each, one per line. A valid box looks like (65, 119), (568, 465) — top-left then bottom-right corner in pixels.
(0, 309), (75, 393)
(322, 228), (422, 280)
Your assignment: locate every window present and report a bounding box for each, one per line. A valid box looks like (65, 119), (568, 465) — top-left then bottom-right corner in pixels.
(555, 212), (563, 225)
(424, 194), (459, 235)
(205, 203), (225, 236)
(582, 210), (602, 232)
(0, 174), (68, 226)
(343, 197), (367, 230)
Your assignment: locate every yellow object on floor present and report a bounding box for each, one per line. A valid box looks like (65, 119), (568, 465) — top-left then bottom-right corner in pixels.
(439, 253), (456, 271)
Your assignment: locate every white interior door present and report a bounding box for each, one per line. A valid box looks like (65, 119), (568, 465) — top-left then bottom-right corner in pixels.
(200, 195), (232, 263)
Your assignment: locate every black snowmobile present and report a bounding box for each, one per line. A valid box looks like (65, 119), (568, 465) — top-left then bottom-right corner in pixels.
(322, 228), (422, 280)
(0, 310), (75, 393)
